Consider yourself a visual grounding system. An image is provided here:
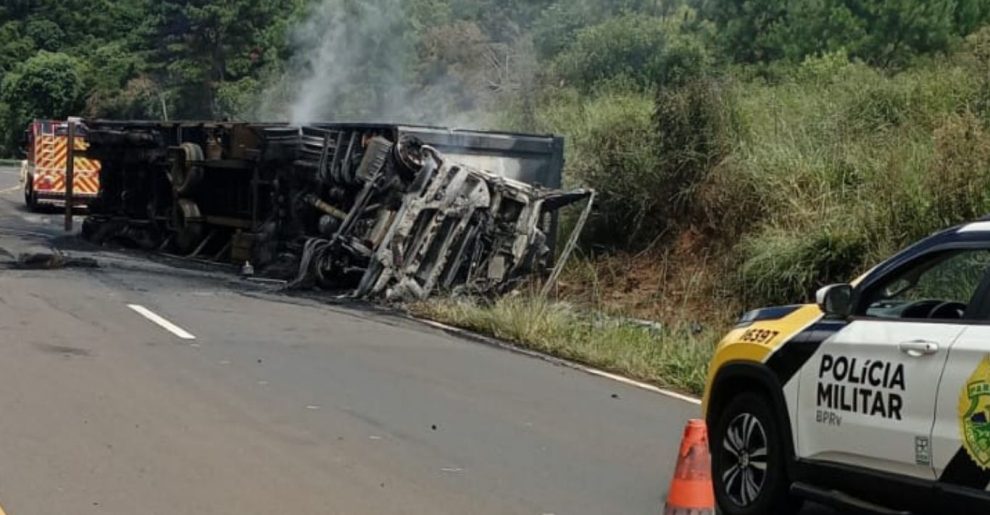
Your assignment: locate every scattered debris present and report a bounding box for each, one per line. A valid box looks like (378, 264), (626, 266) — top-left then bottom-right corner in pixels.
(14, 250), (99, 270)
(82, 121), (593, 301)
(245, 277), (288, 286)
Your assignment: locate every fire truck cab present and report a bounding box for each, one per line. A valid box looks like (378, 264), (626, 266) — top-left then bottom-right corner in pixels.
(21, 119), (100, 211)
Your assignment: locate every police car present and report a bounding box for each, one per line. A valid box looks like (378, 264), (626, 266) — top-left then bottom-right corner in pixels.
(703, 220), (990, 514)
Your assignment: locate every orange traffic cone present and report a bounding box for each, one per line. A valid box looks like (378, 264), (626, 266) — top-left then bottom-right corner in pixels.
(663, 419), (716, 515)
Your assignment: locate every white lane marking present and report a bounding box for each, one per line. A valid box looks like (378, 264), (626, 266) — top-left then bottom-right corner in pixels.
(127, 304), (196, 340)
(418, 319), (703, 406)
(0, 185), (20, 194)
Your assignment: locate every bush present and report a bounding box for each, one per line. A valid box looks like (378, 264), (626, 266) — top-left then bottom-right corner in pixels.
(736, 221), (869, 307)
(536, 88), (664, 247)
(532, 76), (740, 250)
(552, 8), (712, 93)
(652, 77), (739, 240)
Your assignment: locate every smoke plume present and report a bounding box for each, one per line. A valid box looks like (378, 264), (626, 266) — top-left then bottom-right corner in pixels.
(287, 0), (408, 124)
(269, 0), (535, 129)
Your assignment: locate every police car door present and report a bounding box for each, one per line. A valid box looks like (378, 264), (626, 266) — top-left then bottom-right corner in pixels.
(931, 265), (990, 501)
(797, 249), (990, 479)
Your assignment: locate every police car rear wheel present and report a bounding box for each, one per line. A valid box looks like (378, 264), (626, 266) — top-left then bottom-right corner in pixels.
(712, 392), (800, 515)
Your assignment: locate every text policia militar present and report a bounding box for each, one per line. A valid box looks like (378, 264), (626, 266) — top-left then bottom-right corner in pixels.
(816, 354), (906, 424)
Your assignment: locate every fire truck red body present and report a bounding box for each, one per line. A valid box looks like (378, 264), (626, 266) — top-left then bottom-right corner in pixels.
(20, 119), (101, 210)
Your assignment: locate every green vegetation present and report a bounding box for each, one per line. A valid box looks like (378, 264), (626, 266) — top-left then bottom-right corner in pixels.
(411, 295), (717, 395)
(4, 0), (990, 394)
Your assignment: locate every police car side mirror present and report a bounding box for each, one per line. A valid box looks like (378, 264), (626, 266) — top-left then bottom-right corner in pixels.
(817, 284), (853, 318)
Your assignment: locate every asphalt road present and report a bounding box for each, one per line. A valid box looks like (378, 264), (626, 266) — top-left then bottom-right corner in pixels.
(0, 166), (834, 514)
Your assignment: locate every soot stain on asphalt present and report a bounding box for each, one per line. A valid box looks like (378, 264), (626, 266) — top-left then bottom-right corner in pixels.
(35, 343), (92, 357)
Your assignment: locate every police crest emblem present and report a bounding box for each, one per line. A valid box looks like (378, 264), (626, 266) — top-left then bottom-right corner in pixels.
(961, 356), (990, 469)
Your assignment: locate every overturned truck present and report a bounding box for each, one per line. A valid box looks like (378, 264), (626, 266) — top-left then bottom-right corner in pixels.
(81, 121), (592, 300)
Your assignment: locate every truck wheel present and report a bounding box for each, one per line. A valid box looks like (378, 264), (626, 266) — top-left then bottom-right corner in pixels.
(711, 391), (802, 515)
(23, 175), (38, 211)
(169, 143), (205, 196)
(172, 198), (205, 254)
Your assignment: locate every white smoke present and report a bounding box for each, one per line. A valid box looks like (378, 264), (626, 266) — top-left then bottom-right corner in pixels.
(287, 0), (409, 124)
(270, 0), (535, 129)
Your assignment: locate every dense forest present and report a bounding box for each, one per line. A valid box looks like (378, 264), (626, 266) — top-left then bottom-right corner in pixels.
(4, 0), (987, 143)
(4, 0), (990, 346)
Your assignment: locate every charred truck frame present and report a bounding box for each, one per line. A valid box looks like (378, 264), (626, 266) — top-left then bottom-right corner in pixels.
(81, 121), (593, 300)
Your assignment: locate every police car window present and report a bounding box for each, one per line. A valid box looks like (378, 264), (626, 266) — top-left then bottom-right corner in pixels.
(863, 249), (990, 320)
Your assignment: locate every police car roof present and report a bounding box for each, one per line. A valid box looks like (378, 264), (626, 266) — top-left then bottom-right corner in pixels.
(955, 219), (990, 234)
(857, 220), (990, 287)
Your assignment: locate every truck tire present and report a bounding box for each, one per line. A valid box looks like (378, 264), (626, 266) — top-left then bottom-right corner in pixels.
(23, 174), (38, 212)
(172, 198), (205, 254)
(169, 143), (205, 196)
(710, 391), (802, 515)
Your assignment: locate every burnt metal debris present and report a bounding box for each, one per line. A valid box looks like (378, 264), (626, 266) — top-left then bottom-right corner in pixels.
(80, 121), (593, 300)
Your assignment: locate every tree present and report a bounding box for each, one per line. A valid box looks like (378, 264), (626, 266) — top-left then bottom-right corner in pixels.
(854, 0), (957, 67)
(446, 0), (555, 41)
(703, 0), (789, 63)
(705, 0), (962, 67)
(84, 43), (162, 118)
(0, 22), (37, 78)
(0, 51), (88, 150)
(957, 0), (990, 35)
(24, 19), (65, 52)
(531, 0), (691, 60)
(147, 0), (293, 118)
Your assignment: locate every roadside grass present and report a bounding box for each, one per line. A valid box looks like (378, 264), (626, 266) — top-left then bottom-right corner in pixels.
(0, 158), (21, 166)
(410, 294), (718, 396)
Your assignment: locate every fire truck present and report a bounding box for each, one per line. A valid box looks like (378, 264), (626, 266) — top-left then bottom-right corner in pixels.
(20, 119), (101, 211)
